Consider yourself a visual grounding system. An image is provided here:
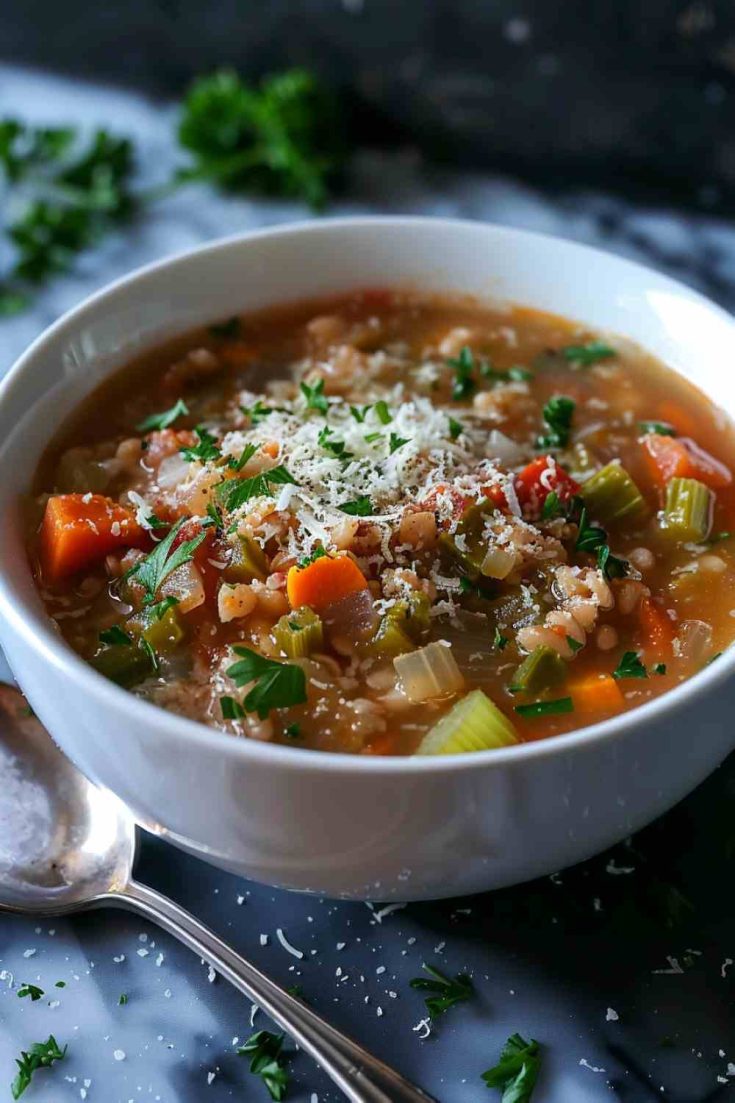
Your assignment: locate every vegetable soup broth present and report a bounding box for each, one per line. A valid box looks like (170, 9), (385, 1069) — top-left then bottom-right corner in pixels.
(30, 291), (735, 755)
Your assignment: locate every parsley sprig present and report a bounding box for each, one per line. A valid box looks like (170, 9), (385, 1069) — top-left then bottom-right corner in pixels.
(448, 346), (477, 400)
(481, 1032), (542, 1102)
(338, 496), (374, 516)
(300, 378), (328, 413)
(126, 518), (206, 604)
(409, 963), (474, 1019)
(612, 651), (648, 680)
(561, 341), (615, 367)
(218, 464), (297, 512)
(180, 425), (221, 463)
(237, 1030), (289, 1102)
(226, 646), (307, 718)
(136, 398), (189, 433)
(536, 395), (575, 450)
(11, 1035), (67, 1100)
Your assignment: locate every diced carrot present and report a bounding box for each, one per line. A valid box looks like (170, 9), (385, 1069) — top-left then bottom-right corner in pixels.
(570, 674), (624, 715)
(40, 494), (147, 583)
(641, 434), (732, 490)
(638, 596), (676, 661)
(362, 733), (397, 755)
(515, 456), (580, 512)
(286, 554), (368, 612)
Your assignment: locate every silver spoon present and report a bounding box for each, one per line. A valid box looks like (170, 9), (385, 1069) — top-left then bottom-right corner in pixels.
(0, 685), (436, 1103)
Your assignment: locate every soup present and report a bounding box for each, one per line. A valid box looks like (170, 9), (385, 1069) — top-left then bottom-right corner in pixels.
(28, 290), (735, 755)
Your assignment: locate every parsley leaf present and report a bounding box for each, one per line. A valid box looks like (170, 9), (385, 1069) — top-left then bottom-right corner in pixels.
(118, 993), (128, 1006)
(537, 395), (575, 450)
(574, 506), (606, 554)
(350, 404), (372, 423)
(237, 1030), (289, 1102)
(540, 490), (561, 520)
(99, 625), (132, 646)
(481, 1032), (541, 1103)
(17, 984), (44, 1002)
(180, 425), (220, 463)
(127, 518), (206, 604)
(373, 399), (392, 424)
(241, 399), (285, 426)
(612, 651), (648, 680)
(218, 464), (297, 512)
(561, 341), (615, 367)
(638, 420), (676, 437)
(205, 502), (224, 529)
(227, 442), (258, 472)
(318, 425), (353, 460)
(300, 378), (328, 413)
(147, 595), (179, 622)
(11, 1035), (67, 1100)
(597, 543), (629, 580)
(208, 315), (241, 339)
(338, 496), (374, 516)
(514, 698), (574, 718)
(136, 398), (189, 433)
(221, 695), (245, 720)
(177, 68), (345, 211)
(226, 646), (307, 718)
(493, 627), (509, 651)
(297, 546), (327, 569)
(448, 346), (476, 400)
(389, 432), (410, 454)
(409, 963), (475, 1019)
(284, 722), (301, 738)
(566, 636), (583, 653)
(653, 662), (667, 675)
(448, 416), (463, 441)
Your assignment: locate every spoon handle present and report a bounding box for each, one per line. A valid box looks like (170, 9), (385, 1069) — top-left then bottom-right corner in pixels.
(110, 880), (437, 1103)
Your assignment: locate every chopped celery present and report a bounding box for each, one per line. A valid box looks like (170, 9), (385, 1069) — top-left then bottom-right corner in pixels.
(91, 642), (156, 687)
(394, 641), (464, 701)
(582, 461), (647, 525)
(385, 591), (431, 640)
(137, 605), (185, 653)
(274, 606), (324, 658)
(415, 689), (519, 754)
(480, 545), (516, 580)
(439, 499), (502, 581)
(367, 617), (416, 658)
(223, 534), (268, 583)
(510, 646), (567, 694)
(661, 477), (712, 543)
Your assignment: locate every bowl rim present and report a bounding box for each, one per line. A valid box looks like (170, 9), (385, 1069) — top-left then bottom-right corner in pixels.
(2, 213), (735, 776)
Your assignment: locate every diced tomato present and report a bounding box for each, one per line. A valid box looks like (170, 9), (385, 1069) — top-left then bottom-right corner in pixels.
(641, 434), (732, 490)
(515, 456), (580, 514)
(481, 484), (508, 509)
(638, 596), (676, 661)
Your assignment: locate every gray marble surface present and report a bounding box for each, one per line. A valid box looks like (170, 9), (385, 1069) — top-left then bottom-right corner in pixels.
(1, 64), (735, 1103)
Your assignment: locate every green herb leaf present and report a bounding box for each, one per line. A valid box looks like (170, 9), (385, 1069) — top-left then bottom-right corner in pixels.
(147, 595), (179, 622)
(653, 663), (667, 675)
(448, 346), (476, 400)
(638, 420), (676, 437)
(350, 404), (372, 423)
(118, 993), (128, 1006)
(537, 395), (575, 450)
(297, 546), (327, 569)
(241, 399), (286, 426)
(205, 502), (225, 529)
(180, 424), (220, 463)
(237, 1030), (289, 1102)
(11, 1035), (67, 1100)
(612, 651), (648, 680)
(145, 513), (167, 530)
(218, 464), (298, 512)
(566, 636), (583, 653)
(493, 627), (509, 651)
(318, 424), (354, 460)
(363, 431), (383, 444)
(448, 416), (463, 441)
(300, 378), (329, 414)
(284, 722), (301, 739)
(99, 625), (132, 646)
(409, 963), (474, 1019)
(136, 398), (189, 433)
(208, 316), (241, 339)
(227, 646), (307, 719)
(127, 518), (206, 604)
(338, 496), (374, 516)
(540, 490), (561, 521)
(227, 442), (258, 473)
(597, 544), (629, 580)
(54, 981), (65, 989)
(481, 1032), (542, 1103)
(221, 695), (245, 720)
(562, 341), (615, 367)
(574, 506), (606, 554)
(389, 432), (410, 454)
(17, 984), (44, 1002)
(514, 697), (574, 718)
(373, 399), (392, 424)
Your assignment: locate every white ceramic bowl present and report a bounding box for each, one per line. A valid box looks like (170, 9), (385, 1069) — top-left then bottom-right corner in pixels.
(1, 217), (735, 901)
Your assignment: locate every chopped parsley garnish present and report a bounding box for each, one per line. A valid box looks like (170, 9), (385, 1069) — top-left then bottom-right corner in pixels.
(54, 982), (65, 989)
(574, 506), (606, 554)
(540, 490), (561, 520)
(338, 496), (374, 516)
(448, 346), (476, 400)
(707, 531), (731, 545)
(318, 425), (353, 460)
(136, 398), (189, 433)
(364, 431), (383, 444)
(493, 627), (509, 651)
(118, 993), (128, 1006)
(226, 646), (307, 719)
(389, 432), (410, 454)
(99, 625), (132, 646)
(126, 517), (206, 604)
(297, 546), (327, 569)
(481, 1032), (541, 1102)
(205, 502), (225, 529)
(221, 695), (245, 720)
(561, 341), (615, 366)
(227, 442), (258, 472)
(11, 1035), (67, 1100)
(653, 663), (667, 675)
(448, 416), (463, 441)
(218, 464), (298, 512)
(17, 984), (44, 1002)
(140, 637), (159, 673)
(482, 363), (534, 384)
(147, 595), (179, 622)
(536, 395), (575, 450)
(514, 697), (574, 718)
(180, 424), (220, 463)
(145, 513), (167, 530)
(566, 636), (583, 653)
(409, 963), (474, 1019)
(350, 404), (372, 423)
(612, 651), (648, 680)
(597, 543), (629, 580)
(639, 420), (676, 437)
(284, 723), (302, 738)
(208, 315), (241, 339)
(236, 1030), (289, 1101)
(373, 399), (392, 424)
(240, 399), (285, 426)
(300, 378), (328, 413)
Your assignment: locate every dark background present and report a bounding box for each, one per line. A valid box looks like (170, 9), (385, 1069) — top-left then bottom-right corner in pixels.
(3, 0), (735, 211)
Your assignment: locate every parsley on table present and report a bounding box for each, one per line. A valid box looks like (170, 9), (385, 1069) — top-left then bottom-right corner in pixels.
(11, 1035), (67, 1100)
(612, 651), (648, 680)
(54, 981), (66, 989)
(99, 625), (132, 646)
(180, 425), (221, 463)
(218, 464), (297, 512)
(208, 315), (241, 339)
(16, 984), (44, 1002)
(389, 432), (410, 454)
(338, 496), (374, 516)
(638, 420), (676, 437)
(536, 395), (575, 450)
(126, 518), (206, 604)
(177, 68), (345, 211)
(236, 1030), (289, 1102)
(227, 442), (258, 473)
(226, 646), (307, 719)
(448, 346), (476, 400)
(300, 378), (328, 413)
(514, 698), (574, 718)
(136, 398), (189, 433)
(409, 963), (474, 1019)
(448, 416), (463, 441)
(481, 1032), (541, 1102)
(561, 341), (615, 367)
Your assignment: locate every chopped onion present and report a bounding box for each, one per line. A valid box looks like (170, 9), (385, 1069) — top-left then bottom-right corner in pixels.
(481, 545), (516, 580)
(161, 561), (205, 612)
(394, 641), (465, 702)
(676, 619), (712, 663)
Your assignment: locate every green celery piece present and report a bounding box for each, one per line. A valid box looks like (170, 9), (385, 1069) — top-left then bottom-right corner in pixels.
(416, 690), (518, 754)
(367, 617), (416, 659)
(661, 477), (713, 542)
(90, 643), (156, 688)
(223, 534), (268, 583)
(384, 591), (431, 641)
(141, 605), (185, 653)
(510, 646), (567, 694)
(274, 607), (324, 659)
(582, 461), (647, 525)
